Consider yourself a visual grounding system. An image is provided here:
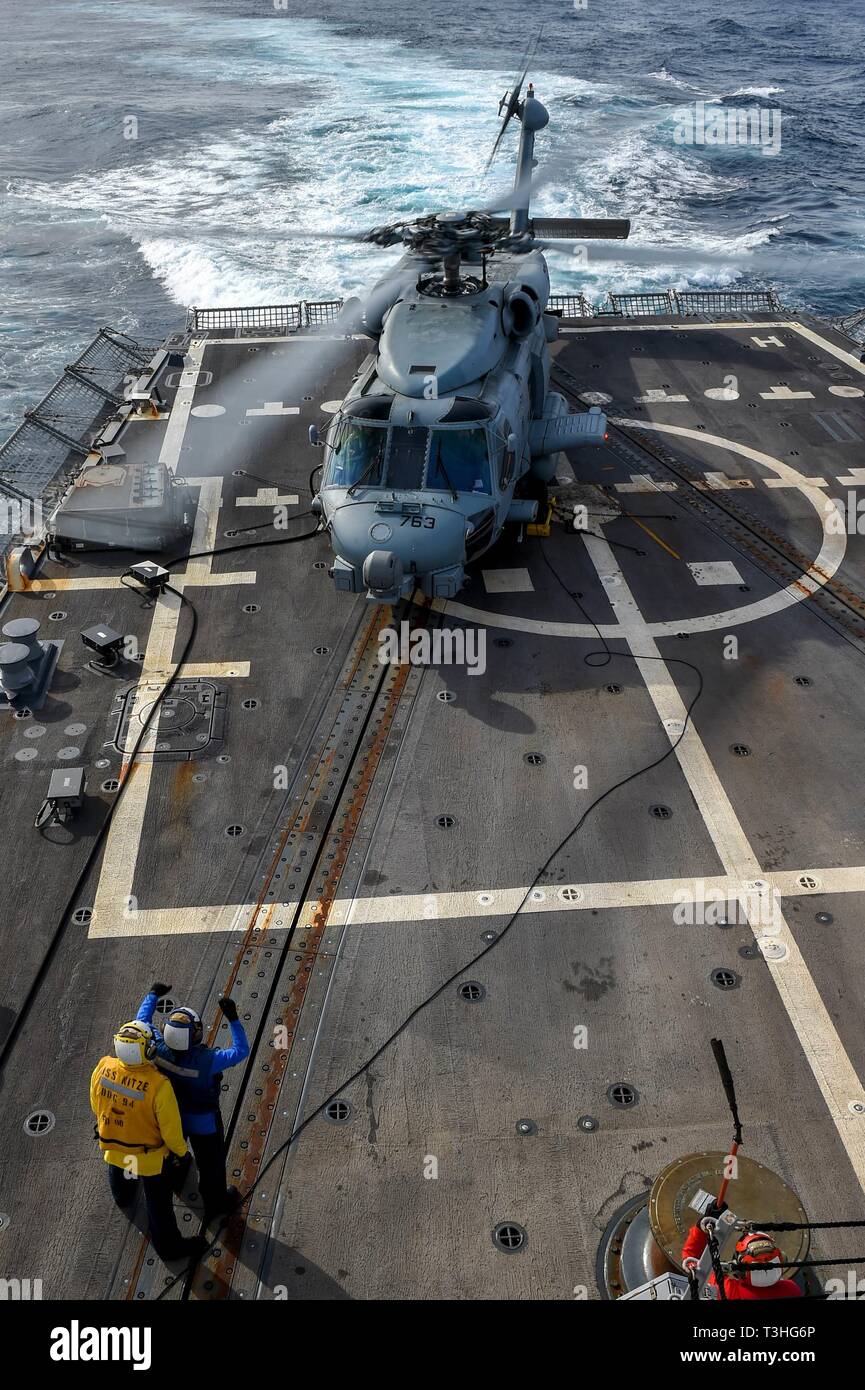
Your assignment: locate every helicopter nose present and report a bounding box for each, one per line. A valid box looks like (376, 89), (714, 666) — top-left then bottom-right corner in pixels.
(329, 503), (467, 601)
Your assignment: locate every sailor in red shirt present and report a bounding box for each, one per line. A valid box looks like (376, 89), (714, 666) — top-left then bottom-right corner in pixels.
(682, 1226), (803, 1300)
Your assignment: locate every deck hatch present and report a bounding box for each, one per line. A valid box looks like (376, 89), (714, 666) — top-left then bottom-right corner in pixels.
(113, 678), (226, 760)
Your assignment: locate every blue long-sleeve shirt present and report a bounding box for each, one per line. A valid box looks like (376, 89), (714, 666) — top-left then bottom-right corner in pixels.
(137, 992), (250, 1135)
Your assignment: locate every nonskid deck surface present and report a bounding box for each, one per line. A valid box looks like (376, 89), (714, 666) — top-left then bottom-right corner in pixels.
(1, 312), (865, 1298)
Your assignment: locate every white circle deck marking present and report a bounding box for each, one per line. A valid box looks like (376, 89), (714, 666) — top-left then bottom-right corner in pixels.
(828, 385), (864, 398)
(191, 404), (226, 418)
(438, 421), (847, 638)
(320, 400), (342, 414)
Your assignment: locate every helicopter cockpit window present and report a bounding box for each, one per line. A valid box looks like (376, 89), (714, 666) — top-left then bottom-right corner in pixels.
(386, 426), (428, 489)
(326, 422), (386, 489)
(428, 428), (491, 495)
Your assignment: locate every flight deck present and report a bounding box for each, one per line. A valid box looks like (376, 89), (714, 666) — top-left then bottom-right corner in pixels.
(1, 303), (865, 1300)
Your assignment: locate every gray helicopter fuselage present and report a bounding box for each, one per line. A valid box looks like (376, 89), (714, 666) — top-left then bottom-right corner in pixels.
(315, 250), (606, 602)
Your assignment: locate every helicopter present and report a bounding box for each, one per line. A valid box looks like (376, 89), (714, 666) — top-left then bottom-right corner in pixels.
(305, 71), (632, 604)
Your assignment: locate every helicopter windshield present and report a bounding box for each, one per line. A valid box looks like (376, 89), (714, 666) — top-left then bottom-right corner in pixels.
(325, 421), (491, 494)
(326, 422), (386, 488)
(428, 428), (491, 494)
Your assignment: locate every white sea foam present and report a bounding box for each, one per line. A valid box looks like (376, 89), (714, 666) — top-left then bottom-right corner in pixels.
(7, 15), (778, 309)
(649, 68), (693, 90)
(729, 86), (785, 98)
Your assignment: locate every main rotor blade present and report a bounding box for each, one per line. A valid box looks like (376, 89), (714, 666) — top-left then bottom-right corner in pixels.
(537, 240), (758, 269)
(471, 160), (569, 214)
(532, 216), (631, 240)
(189, 295), (370, 480)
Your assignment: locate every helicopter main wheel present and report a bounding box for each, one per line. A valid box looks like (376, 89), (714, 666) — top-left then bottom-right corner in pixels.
(516, 474), (549, 512)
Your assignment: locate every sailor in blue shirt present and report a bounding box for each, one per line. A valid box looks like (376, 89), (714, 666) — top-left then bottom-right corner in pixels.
(138, 982), (250, 1222)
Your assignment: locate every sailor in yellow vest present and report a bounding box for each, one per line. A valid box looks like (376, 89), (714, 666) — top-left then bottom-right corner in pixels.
(90, 1019), (207, 1262)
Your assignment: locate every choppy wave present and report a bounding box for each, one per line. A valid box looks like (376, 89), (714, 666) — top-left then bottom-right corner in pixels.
(7, 15), (766, 312)
(2, 0), (864, 430)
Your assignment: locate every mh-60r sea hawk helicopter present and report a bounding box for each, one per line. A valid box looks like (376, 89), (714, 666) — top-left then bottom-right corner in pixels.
(306, 72), (631, 604)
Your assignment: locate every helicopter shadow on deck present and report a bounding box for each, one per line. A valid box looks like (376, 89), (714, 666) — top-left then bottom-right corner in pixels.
(223, 1233), (352, 1300)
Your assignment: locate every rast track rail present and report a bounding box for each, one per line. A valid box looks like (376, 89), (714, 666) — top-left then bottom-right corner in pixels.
(114, 595), (434, 1300)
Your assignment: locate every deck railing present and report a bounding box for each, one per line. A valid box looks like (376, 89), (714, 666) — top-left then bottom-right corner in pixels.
(0, 328), (151, 559)
(185, 300), (345, 333)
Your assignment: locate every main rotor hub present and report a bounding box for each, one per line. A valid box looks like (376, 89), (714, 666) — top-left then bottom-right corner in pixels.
(362, 211), (535, 263)
(416, 270), (485, 299)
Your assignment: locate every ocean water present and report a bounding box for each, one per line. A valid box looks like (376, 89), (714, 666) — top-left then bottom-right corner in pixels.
(1, 0), (864, 432)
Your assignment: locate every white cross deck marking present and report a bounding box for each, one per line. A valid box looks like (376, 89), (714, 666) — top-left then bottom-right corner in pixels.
(236, 488), (299, 507)
(634, 389), (689, 403)
(245, 402), (300, 417)
(582, 529), (865, 1188)
(614, 473), (678, 494)
(760, 385), (816, 401)
(836, 469), (865, 486)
